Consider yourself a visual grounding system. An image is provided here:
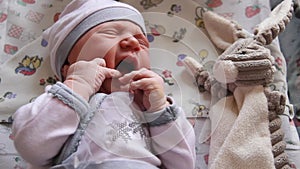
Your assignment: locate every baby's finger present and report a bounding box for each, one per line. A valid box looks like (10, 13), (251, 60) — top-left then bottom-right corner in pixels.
(132, 70), (156, 82)
(98, 66), (122, 79)
(130, 77), (163, 92)
(92, 58), (107, 67)
(118, 70), (139, 84)
(119, 83), (130, 92)
(130, 78), (155, 91)
(119, 68), (151, 83)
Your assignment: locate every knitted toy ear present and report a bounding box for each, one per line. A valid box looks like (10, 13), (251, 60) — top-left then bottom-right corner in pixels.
(253, 0), (293, 45)
(183, 56), (213, 93)
(203, 11), (249, 51)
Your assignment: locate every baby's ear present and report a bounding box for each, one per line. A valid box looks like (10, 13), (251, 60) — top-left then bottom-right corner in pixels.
(61, 64), (70, 80)
(203, 11), (249, 51)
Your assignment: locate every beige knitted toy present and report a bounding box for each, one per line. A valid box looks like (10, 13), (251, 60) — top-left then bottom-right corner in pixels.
(184, 57), (289, 169)
(184, 0), (294, 168)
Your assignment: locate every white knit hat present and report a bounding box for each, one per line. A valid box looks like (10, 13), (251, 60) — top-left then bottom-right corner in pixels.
(43, 0), (146, 79)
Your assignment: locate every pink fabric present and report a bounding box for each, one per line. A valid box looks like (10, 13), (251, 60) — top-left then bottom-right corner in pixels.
(12, 91), (79, 166)
(12, 87), (195, 169)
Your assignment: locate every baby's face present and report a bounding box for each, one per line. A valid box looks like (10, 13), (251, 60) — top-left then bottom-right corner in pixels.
(66, 20), (150, 93)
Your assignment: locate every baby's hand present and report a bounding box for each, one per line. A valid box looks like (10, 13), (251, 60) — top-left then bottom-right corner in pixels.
(119, 68), (168, 112)
(64, 58), (121, 100)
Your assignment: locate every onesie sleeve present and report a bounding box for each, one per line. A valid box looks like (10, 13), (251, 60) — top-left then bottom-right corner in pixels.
(145, 97), (196, 169)
(12, 82), (89, 167)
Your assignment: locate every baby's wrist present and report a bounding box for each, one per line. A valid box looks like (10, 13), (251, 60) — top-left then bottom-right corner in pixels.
(63, 79), (93, 101)
(143, 97), (179, 126)
(146, 97), (169, 113)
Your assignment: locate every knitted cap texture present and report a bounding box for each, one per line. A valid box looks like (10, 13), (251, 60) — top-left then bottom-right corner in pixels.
(43, 0), (146, 79)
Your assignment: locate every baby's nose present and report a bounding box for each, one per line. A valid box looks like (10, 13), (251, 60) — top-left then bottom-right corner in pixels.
(120, 36), (141, 51)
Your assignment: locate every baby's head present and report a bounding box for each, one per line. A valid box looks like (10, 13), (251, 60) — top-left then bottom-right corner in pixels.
(43, 0), (148, 80)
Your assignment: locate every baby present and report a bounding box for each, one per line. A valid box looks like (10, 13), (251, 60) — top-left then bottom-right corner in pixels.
(11, 0), (195, 169)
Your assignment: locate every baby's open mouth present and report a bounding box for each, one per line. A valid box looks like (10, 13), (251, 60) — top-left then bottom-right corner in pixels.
(116, 60), (136, 75)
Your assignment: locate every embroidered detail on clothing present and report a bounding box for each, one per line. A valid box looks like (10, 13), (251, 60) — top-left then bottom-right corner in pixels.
(106, 114), (151, 150)
(107, 120), (139, 143)
(106, 116), (144, 141)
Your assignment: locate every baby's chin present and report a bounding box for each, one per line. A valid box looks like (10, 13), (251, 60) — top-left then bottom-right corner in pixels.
(99, 78), (129, 94)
